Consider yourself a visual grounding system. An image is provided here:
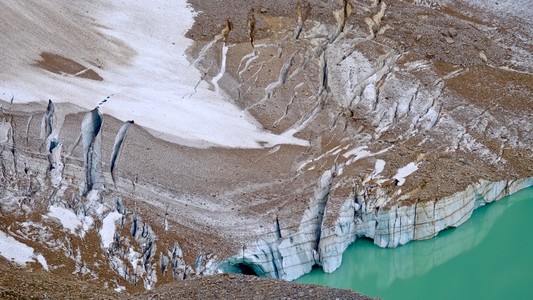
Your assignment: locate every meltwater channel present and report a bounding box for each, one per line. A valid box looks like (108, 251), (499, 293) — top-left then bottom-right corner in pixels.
(296, 186), (533, 299)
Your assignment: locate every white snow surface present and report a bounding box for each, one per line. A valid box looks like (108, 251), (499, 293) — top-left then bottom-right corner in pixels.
(47, 205), (94, 238)
(373, 159), (386, 178)
(393, 162), (419, 186)
(100, 211), (123, 249)
(114, 285), (126, 293)
(36, 254), (49, 271)
(0, 230), (48, 270)
(343, 145), (393, 165)
(343, 146), (372, 160)
(0, 0), (308, 149)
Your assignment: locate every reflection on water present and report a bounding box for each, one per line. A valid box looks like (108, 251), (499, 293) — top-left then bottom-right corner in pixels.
(296, 187), (533, 300)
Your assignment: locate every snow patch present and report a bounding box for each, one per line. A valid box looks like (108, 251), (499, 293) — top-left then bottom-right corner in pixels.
(373, 159), (386, 177)
(114, 282), (126, 293)
(0, 231), (34, 266)
(100, 211), (123, 248)
(343, 145), (393, 165)
(343, 146), (371, 159)
(47, 205), (94, 238)
(297, 145), (343, 172)
(0, 230), (48, 270)
(362, 159), (387, 185)
(393, 162), (419, 186)
(47, 206), (80, 233)
(36, 254), (49, 271)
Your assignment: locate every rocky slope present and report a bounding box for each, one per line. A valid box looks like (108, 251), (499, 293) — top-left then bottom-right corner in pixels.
(0, 0), (532, 293)
(0, 263), (373, 300)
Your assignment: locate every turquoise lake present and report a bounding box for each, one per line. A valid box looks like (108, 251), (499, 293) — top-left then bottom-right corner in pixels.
(296, 186), (533, 299)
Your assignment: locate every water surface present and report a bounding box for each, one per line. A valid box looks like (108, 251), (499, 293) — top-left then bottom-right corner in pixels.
(297, 187), (533, 299)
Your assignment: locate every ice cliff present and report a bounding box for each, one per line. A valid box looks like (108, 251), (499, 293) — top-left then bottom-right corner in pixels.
(221, 172), (533, 280)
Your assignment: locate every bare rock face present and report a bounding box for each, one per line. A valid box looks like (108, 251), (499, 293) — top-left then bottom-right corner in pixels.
(0, 0), (532, 292)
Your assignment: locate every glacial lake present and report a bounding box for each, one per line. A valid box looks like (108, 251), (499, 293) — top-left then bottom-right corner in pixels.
(296, 186), (533, 299)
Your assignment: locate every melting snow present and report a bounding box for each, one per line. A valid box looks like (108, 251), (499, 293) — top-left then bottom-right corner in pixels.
(343, 145), (393, 165)
(0, 231), (34, 265)
(373, 159), (386, 177)
(393, 162), (419, 186)
(0, 0), (308, 149)
(114, 284), (126, 293)
(0, 230), (48, 270)
(343, 146), (371, 159)
(362, 159), (387, 185)
(100, 211), (123, 248)
(297, 145), (343, 172)
(47, 205), (94, 238)
(48, 206), (79, 232)
(36, 254), (49, 271)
